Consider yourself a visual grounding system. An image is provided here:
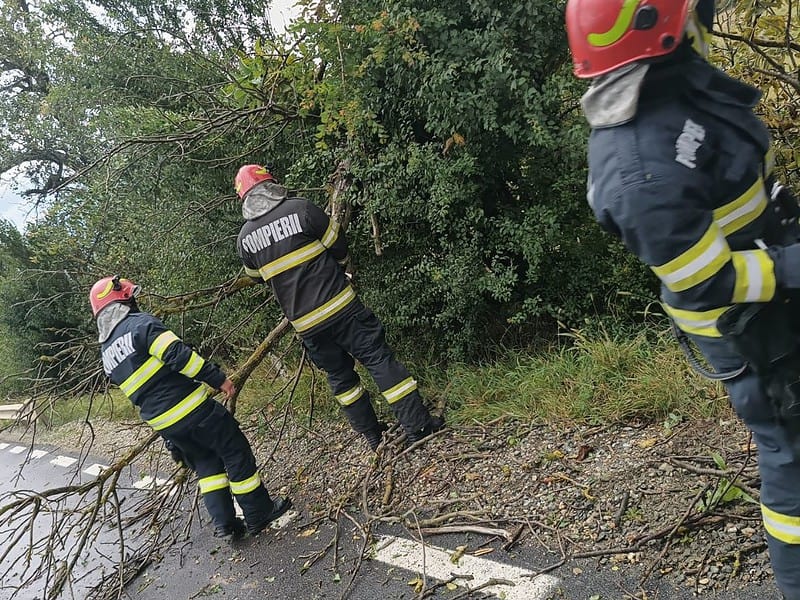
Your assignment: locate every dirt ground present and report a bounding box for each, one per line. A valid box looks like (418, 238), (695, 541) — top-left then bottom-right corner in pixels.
(4, 408), (776, 598)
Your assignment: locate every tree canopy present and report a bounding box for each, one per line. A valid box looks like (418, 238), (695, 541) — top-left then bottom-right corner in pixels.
(0, 0), (797, 395)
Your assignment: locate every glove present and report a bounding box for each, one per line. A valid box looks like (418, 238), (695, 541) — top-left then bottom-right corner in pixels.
(771, 242), (800, 289)
(771, 181), (800, 221)
(164, 439), (186, 467)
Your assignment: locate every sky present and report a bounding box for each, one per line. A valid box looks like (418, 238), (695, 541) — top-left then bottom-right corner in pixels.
(0, 175), (31, 231)
(0, 0), (301, 232)
(270, 0), (302, 33)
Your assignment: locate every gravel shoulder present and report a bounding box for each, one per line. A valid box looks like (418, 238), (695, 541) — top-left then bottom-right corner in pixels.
(2, 408), (778, 598)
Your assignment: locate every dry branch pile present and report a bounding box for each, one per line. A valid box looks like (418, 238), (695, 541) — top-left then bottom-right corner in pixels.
(233, 406), (771, 599)
(0, 391), (773, 600)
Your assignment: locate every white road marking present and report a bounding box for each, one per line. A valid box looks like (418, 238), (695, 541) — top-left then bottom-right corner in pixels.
(51, 456), (77, 468)
(0, 443), (9, 450)
(30, 450), (49, 459)
(132, 475), (169, 490)
(9, 446), (27, 454)
(270, 510), (299, 530)
(373, 535), (561, 600)
(84, 464), (109, 477)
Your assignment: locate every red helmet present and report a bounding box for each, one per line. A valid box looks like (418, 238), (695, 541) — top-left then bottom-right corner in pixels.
(566, 0), (693, 78)
(89, 276), (140, 317)
(234, 164), (275, 199)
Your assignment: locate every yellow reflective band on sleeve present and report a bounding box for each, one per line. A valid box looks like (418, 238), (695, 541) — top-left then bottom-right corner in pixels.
(179, 351), (205, 378)
(230, 472), (262, 495)
(120, 356), (164, 396)
(149, 331), (179, 360)
(731, 250), (776, 303)
(321, 220), (339, 248)
(291, 286), (357, 333)
(762, 503), (800, 544)
(259, 241), (326, 281)
(662, 303), (730, 338)
(336, 385), (365, 407)
(651, 223), (730, 293)
(198, 473), (229, 494)
(244, 265), (262, 279)
(713, 178), (768, 236)
(382, 377), (418, 404)
(145, 385), (209, 431)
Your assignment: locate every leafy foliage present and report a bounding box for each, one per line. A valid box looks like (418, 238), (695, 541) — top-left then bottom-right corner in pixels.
(714, 0), (800, 188)
(228, 0), (653, 357)
(0, 0), (796, 390)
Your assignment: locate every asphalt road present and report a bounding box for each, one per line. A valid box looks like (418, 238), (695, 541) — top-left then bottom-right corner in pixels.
(0, 440), (786, 600)
(0, 440), (162, 600)
(133, 517), (784, 600)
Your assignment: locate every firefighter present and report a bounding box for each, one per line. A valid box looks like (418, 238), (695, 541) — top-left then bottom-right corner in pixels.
(566, 1), (800, 597)
(234, 165), (444, 451)
(89, 275), (291, 540)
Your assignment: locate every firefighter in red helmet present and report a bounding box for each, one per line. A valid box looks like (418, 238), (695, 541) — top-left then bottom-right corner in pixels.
(566, 1), (800, 597)
(234, 165), (444, 451)
(90, 275), (291, 540)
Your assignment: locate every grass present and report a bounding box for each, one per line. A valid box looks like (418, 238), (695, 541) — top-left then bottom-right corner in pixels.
(0, 389), (138, 432)
(41, 390), (139, 428)
(425, 327), (731, 426)
(3, 326), (734, 432)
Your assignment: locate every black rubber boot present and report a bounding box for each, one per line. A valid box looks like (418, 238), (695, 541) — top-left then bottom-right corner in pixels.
(340, 394), (380, 432)
(363, 422), (389, 451)
(406, 415), (445, 445)
(246, 497), (293, 536)
(213, 517), (247, 542)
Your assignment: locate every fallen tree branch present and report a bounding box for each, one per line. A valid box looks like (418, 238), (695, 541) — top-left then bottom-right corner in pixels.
(417, 525), (514, 541)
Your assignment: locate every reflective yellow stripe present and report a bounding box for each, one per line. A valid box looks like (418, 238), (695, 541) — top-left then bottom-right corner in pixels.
(120, 357), (164, 396)
(146, 385), (209, 431)
(713, 178), (768, 236)
(321, 220), (339, 248)
(336, 385), (365, 407)
(149, 331), (180, 360)
(179, 351), (205, 378)
(96, 279), (115, 300)
(230, 472), (261, 495)
(198, 473), (229, 494)
(382, 377), (417, 404)
(244, 265), (262, 279)
(651, 223), (730, 292)
(291, 286), (357, 333)
(762, 503), (800, 544)
(662, 304), (729, 338)
(731, 250), (776, 303)
(587, 0), (638, 47)
(259, 241), (325, 281)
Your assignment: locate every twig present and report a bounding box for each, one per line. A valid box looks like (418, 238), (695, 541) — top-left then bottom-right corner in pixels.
(638, 482), (713, 585)
(501, 524), (525, 552)
(613, 490), (630, 528)
(450, 577), (515, 600)
(419, 574), (474, 599)
(417, 525), (513, 541)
